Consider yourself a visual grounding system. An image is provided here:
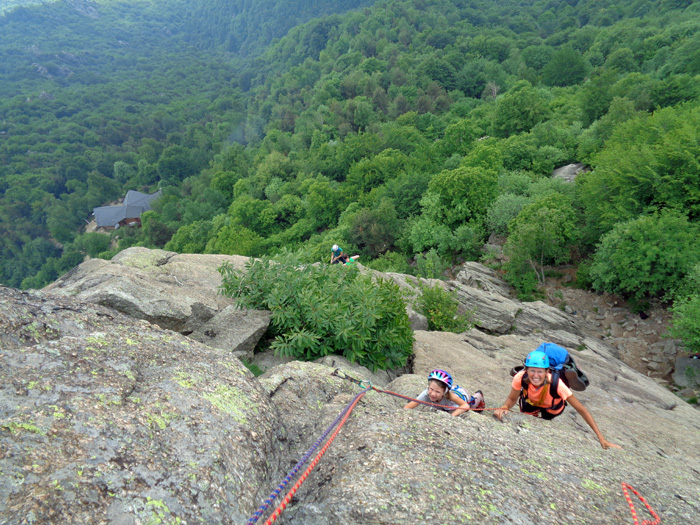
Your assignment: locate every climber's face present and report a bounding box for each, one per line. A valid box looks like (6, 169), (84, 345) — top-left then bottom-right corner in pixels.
(427, 380), (447, 402)
(526, 367), (547, 387)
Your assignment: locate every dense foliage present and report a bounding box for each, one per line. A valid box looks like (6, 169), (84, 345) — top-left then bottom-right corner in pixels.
(218, 254), (414, 370)
(589, 211), (700, 300)
(669, 264), (700, 353)
(3, 0), (700, 349)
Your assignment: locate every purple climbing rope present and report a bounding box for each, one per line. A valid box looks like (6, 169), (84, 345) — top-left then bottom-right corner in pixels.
(245, 387), (370, 525)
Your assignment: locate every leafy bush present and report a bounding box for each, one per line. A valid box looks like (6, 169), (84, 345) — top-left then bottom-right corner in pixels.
(486, 193), (530, 236)
(218, 254), (414, 371)
(590, 210), (700, 299)
(416, 282), (474, 333)
(365, 251), (411, 274)
(669, 264), (700, 353)
(574, 260), (594, 289)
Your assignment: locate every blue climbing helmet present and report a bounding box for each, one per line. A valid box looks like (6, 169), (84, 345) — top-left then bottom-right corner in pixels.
(524, 350), (550, 369)
(428, 369), (453, 390)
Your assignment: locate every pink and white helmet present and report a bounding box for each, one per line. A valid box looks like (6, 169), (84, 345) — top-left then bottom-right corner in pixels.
(428, 369), (453, 390)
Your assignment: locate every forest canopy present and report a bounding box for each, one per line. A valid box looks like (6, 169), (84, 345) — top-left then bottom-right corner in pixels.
(2, 0), (700, 340)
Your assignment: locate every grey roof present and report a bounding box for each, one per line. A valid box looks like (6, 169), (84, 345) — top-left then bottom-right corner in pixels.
(93, 190), (161, 228)
(123, 190), (161, 208)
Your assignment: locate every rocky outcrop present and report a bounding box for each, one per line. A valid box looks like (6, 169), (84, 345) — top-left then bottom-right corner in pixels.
(43, 247), (249, 334)
(673, 357), (700, 388)
(448, 269), (582, 341)
(4, 247), (700, 524)
(0, 286), (283, 524)
(257, 332), (700, 524)
(552, 162), (588, 182)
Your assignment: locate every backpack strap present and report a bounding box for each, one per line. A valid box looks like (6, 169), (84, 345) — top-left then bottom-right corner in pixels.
(548, 369), (565, 411)
(521, 369), (566, 412)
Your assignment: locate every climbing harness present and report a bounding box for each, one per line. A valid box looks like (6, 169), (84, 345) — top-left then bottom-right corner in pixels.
(245, 385), (370, 525)
(621, 482), (661, 525)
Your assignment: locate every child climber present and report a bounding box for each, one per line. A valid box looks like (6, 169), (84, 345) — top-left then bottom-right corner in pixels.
(493, 350), (621, 450)
(404, 369), (485, 417)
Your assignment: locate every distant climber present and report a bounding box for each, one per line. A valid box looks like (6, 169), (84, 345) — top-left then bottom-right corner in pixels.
(330, 244), (359, 265)
(493, 350), (621, 450)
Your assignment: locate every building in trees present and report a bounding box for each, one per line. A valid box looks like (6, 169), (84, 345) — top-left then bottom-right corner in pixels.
(92, 190), (162, 229)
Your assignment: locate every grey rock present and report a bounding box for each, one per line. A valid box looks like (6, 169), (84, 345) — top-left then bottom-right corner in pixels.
(0, 286), (283, 524)
(452, 262), (512, 297)
(43, 247), (249, 334)
(189, 306), (271, 362)
(552, 163), (588, 182)
(12, 248), (700, 524)
(450, 280), (582, 339)
(313, 355), (408, 388)
(250, 348), (297, 374)
(673, 357), (700, 388)
(408, 310), (429, 331)
(272, 330), (700, 524)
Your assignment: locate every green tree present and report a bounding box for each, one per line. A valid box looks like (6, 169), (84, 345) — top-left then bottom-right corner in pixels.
(486, 193), (530, 236)
(141, 211), (175, 247)
(542, 45), (588, 87)
(206, 220), (262, 256)
(347, 199), (400, 258)
(72, 232), (111, 258)
(491, 81), (551, 138)
(157, 145), (198, 185)
(580, 69), (617, 127)
(436, 119), (483, 158)
(346, 149), (407, 195)
(669, 264), (700, 352)
(424, 165), (498, 229)
(589, 210), (700, 300)
(579, 105), (700, 241)
(165, 220), (213, 253)
(504, 193), (579, 290)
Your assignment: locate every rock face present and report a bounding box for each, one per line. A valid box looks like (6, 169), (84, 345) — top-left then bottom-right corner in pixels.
(7, 248), (698, 524)
(0, 286), (283, 524)
(43, 247), (249, 334)
(258, 332), (700, 524)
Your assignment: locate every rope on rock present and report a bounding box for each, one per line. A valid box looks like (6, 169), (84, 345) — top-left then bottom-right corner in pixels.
(262, 387), (369, 524)
(621, 482), (661, 525)
(245, 386), (370, 525)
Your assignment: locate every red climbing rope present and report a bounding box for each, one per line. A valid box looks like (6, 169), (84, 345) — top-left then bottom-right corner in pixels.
(621, 482), (661, 525)
(263, 387), (369, 524)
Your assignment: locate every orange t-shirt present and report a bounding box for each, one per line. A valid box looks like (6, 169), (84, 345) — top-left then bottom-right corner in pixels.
(512, 369), (572, 414)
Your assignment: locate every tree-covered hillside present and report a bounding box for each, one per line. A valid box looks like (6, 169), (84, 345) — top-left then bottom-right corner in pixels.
(184, 0), (376, 55)
(0, 0), (373, 288)
(3, 0), (700, 350)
